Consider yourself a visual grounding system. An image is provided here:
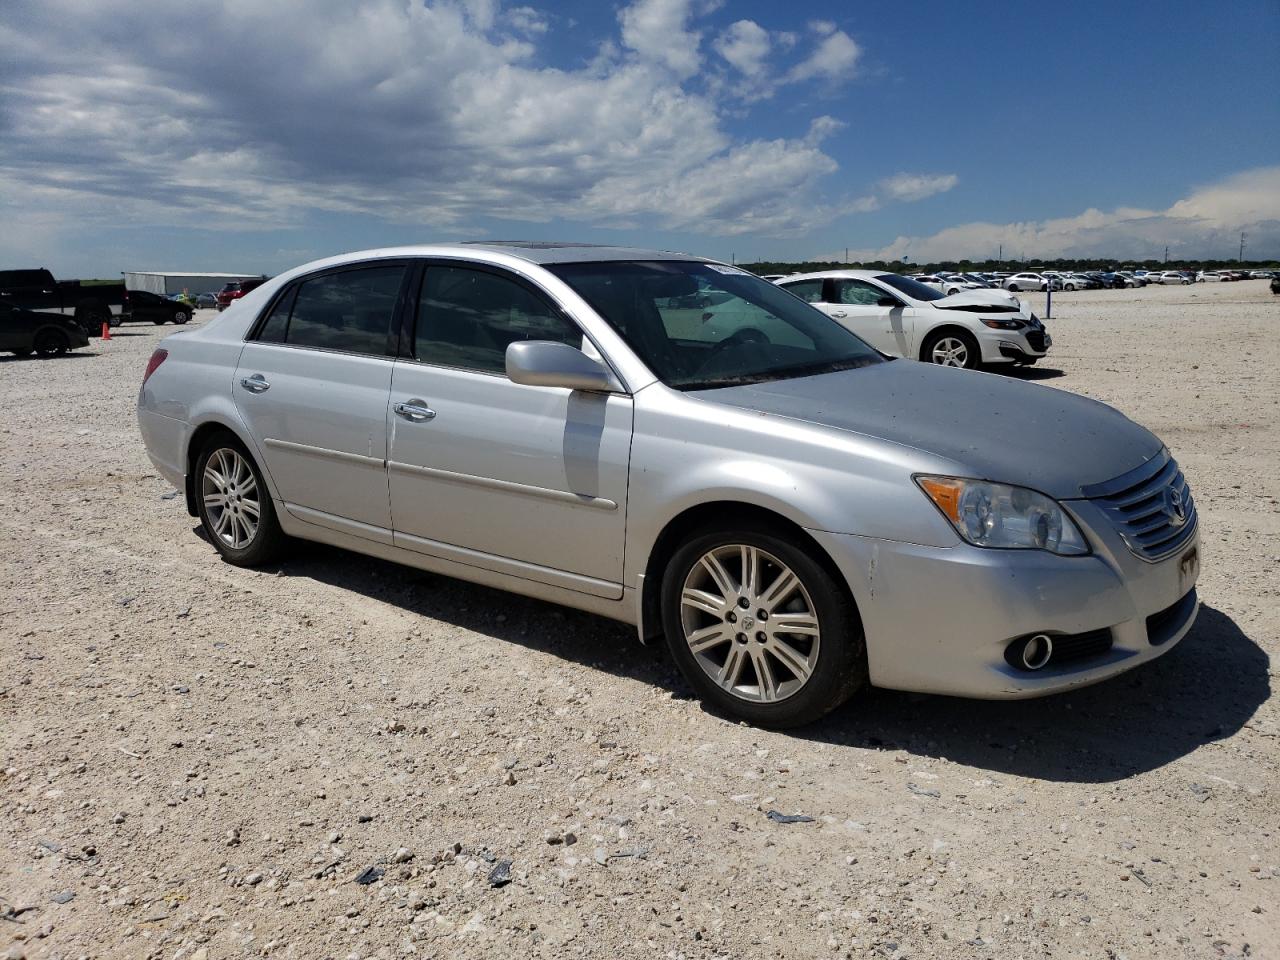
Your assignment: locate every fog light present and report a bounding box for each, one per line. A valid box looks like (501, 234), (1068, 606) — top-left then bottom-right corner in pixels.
(1005, 633), (1054, 671)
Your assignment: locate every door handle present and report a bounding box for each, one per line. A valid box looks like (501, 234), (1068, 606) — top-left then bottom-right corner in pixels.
(830, 310), (847, 318)
(394, 399), (436, 422)
(240, 374), (270, 393)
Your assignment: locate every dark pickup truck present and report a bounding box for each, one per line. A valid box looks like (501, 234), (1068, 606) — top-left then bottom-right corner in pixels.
(0, 268), (126, 334)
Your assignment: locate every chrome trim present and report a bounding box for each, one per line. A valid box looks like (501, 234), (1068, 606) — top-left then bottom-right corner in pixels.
(1084, 448), (1198, 562)
(264, 437), (385, 469)
(393, 529), (622, 599)
(387, 460), (617, 511)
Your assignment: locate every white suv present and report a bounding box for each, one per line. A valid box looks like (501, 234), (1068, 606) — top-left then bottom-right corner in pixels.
(774, 270), (1051, 370)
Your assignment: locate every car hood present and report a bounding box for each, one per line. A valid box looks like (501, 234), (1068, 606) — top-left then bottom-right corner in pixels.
(690, 361), (1163, 500)
(932, 288), (1023, 311)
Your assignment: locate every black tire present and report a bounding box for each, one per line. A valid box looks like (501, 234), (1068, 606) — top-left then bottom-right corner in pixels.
(920, 328), (981, 369)
(33, 328), (69, 357)
(660, 520), (867, 728)
(172, 310), (190, 325)
(194, 432), (288, 567)
(1064, 283), (1076, 291)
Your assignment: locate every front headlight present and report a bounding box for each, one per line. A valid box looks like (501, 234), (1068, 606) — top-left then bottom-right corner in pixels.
(980, 317), (1026, 330)
(915, 476), (1089, 555)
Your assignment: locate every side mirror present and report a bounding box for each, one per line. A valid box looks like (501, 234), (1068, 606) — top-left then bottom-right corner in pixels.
(877, 295), (901, 308)
(505, 341), (622, 393)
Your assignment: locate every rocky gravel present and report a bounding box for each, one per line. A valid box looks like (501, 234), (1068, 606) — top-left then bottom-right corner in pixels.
(2, 281), (1278, 959)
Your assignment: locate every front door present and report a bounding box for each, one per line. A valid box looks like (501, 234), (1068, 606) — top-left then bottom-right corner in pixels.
(826, 278), (913, 357)
(233, 262), (409, 540)
(387, 262), (632, 598)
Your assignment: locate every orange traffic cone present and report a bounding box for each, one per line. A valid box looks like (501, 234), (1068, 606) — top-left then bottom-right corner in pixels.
(101, 320), (111, 340)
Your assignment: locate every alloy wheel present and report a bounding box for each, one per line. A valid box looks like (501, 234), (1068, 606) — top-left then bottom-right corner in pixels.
(679, 544), (821, 704)
(930, 336), (969, 367)
(201, 447), (261, 549)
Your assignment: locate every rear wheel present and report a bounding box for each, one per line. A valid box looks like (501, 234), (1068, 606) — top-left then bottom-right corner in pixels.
(922, 329), (980, 369)
(194, 434), (287, 566)
(661, 522), (867, 728)
(33, 329), (69, 357)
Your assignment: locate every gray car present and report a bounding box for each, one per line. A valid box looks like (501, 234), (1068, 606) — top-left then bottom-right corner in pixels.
(137, 243), (1201, 727)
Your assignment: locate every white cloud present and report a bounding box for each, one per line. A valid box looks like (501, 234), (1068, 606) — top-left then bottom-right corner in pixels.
(713, 20), (771, 79)
(786, 29), (860, 84)
(619, 0), (703, 78)
(879, 173), (960, 202)
(0, 0), (870, 245)
(840, 166), (1280, 262)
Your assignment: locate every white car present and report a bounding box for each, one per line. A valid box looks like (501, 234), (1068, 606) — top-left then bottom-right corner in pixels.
(773, 270), (1050, 370)
(1197, 271), (1225, 282)
(1152, 271), (1192, 285)
(1059, 274), (1094, 291)
(1003, 272), (1061, 292)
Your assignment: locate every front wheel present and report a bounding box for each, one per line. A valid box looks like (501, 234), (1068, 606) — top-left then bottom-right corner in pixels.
(922, 329), (980, 369)
(172, 310), (190, 324)
(194, 434), (288, 566)
(1064, 283), (1076, 291)
(661, 523), (867, 728)
(33, 329), (69, 357)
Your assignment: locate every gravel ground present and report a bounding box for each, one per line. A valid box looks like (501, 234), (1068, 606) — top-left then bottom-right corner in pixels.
(2, 281), (1278, 960)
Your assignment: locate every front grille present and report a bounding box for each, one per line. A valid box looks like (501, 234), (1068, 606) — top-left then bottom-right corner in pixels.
(1082, 450), (1197, 561)
(1025, 330), (1046, 351)
(1146, 589), (1197, 646)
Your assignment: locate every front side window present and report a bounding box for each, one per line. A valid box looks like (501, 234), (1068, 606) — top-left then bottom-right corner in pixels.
(834, 278), (888, 306)
(257, 265), (405, 355)
(549, 260), (883, 391)
(414, 265), (584, 374)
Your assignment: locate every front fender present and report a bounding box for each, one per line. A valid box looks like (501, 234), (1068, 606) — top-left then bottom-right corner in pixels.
(623, 386), (960, 588)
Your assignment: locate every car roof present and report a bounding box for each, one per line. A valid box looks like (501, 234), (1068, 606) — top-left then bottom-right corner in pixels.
(775, 269), (886, 282)
(450, 241), (708, 265)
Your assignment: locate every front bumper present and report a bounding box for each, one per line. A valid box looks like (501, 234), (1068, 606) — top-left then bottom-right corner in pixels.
(979, 326), (1051, 364)
(808, 511), (1199, 699)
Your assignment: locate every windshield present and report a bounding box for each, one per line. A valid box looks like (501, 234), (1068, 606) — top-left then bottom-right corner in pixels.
(548, 261), (883, 390)
(875, 273), (947, 301)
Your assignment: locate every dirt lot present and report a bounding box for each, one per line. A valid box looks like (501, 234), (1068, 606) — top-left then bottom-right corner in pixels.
(3, 280), (1278, 960)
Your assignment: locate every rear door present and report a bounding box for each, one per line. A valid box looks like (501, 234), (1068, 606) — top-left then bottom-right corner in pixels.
(233, 262), (410, 541)
(386, 260), (632, 596)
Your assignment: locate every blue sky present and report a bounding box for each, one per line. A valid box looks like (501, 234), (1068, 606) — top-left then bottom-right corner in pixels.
(1, 0), (1277, 277)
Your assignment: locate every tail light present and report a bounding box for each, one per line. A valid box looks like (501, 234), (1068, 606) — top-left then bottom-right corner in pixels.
(143, 348), (168, 385)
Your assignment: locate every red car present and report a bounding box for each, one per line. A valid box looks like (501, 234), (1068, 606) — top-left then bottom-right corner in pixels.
(214, 276), (269, 311)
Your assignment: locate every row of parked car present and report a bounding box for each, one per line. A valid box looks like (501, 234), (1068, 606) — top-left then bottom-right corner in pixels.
(891, 268), (1278, 294)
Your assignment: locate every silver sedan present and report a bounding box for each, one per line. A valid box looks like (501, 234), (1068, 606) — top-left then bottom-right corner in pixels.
(137, 243), (1201, 727)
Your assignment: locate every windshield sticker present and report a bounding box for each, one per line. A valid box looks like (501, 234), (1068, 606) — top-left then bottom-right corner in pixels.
(705, 264), (750, 276)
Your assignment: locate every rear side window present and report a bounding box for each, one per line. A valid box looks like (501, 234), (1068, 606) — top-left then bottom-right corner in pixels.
(258, 266), (405, 355)
(780, 279), (825, 303)
(414, 266), (583, 374)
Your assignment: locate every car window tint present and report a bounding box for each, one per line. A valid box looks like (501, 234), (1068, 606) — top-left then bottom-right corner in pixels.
(285, 267), (404, 355)
(633, 274), (812, 349)
(834, 279), (885, 306)
(780, 279), (825, 303)
(415, 266), (583, 373)
(257, 290), (292, 343)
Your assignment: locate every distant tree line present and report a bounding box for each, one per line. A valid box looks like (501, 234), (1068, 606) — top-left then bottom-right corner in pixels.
(740, 257), (1280, 275)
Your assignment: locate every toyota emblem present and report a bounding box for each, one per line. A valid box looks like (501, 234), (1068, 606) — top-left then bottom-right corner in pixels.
(1165, 487), (1187, 527)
